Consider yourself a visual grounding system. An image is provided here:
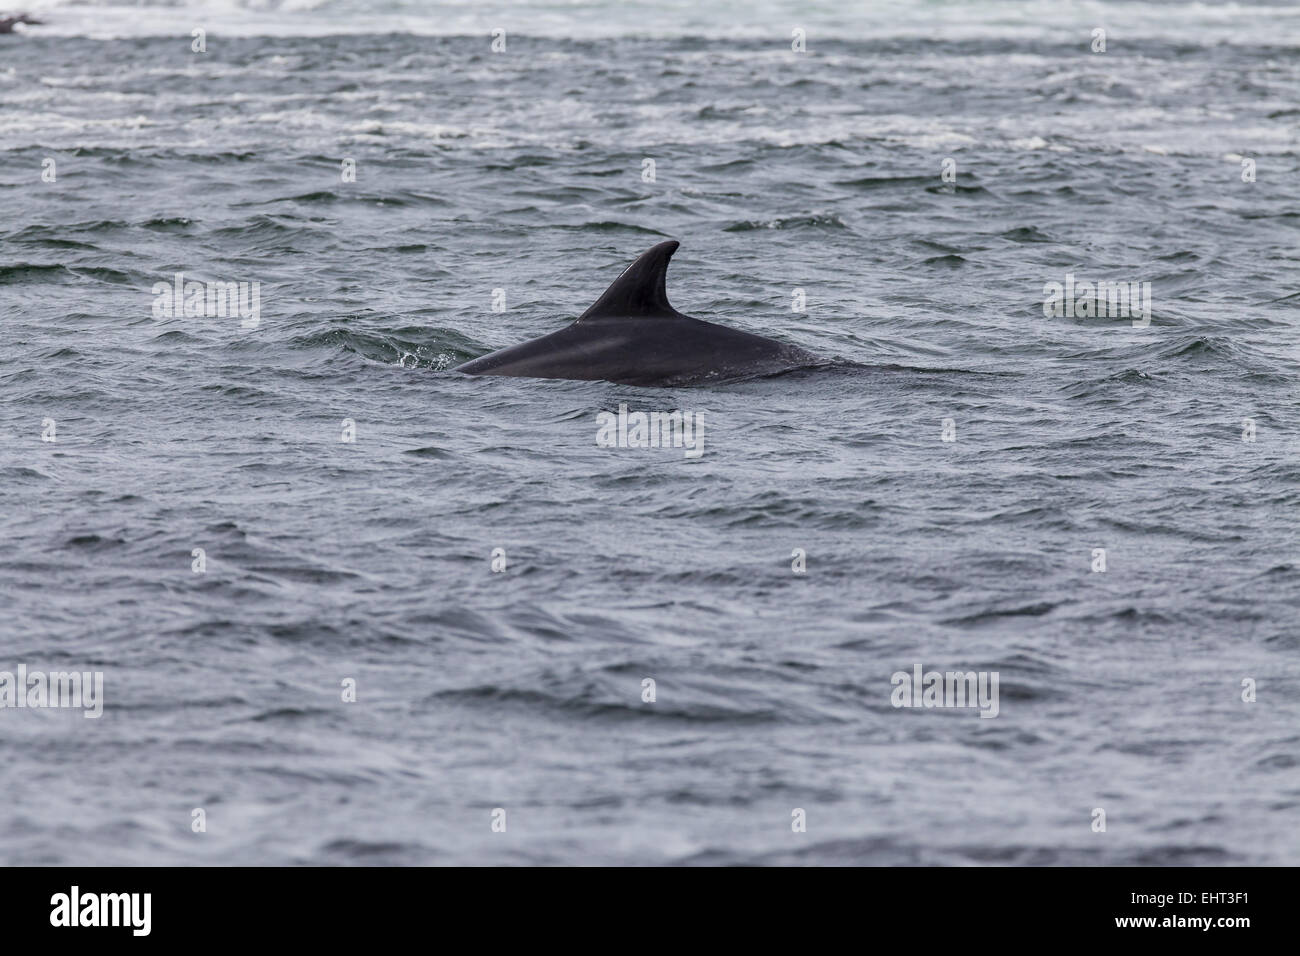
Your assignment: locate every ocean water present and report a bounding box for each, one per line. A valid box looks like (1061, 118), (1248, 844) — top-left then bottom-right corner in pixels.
(2, 0), (1299, 865)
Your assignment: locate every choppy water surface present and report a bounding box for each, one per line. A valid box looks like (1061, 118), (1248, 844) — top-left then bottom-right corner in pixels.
(2, 0), (1299, 865)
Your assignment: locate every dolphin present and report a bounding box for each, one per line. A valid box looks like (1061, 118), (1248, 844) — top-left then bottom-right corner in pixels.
(453, 240), (819, 387)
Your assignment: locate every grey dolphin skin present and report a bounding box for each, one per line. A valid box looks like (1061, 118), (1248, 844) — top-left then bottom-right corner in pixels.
(453, 240), (819, 387)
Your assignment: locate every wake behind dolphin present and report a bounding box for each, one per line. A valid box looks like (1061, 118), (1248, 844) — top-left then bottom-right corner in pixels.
(454, 240), (821, 387)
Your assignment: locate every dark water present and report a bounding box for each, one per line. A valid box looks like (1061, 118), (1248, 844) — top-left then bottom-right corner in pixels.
(2, 2), (1299, 865)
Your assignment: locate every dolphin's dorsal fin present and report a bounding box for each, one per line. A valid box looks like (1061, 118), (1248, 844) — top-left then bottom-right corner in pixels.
(578, 240), (684, 321)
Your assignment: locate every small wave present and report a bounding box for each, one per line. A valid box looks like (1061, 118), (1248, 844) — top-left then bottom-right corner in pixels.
(724, 213), (849, 232)
(291, 326), (479, 368)
(1000, 226), (1053, 243)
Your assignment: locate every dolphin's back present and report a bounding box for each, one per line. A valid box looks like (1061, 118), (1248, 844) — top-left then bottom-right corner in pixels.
(454, 240), (817, 386)
(458, 314), (812, 386)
